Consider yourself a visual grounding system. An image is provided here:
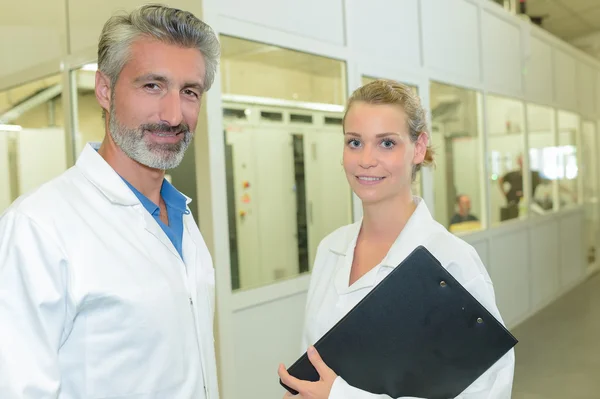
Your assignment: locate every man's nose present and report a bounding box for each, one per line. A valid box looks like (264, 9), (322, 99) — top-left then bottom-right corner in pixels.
(159, 90), (184, 127)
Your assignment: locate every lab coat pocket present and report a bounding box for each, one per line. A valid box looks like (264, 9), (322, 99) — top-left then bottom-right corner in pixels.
(83, 281), (186, 398)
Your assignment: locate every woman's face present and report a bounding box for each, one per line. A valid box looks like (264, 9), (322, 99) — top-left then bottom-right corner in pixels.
(342, 101), (426, 205)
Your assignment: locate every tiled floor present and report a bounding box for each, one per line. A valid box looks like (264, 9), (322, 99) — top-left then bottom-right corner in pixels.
(511, 272), (600, 399)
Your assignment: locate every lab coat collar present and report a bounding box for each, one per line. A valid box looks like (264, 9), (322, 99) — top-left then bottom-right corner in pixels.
(330, 197), (436, 293)
(379, 197), (436, 268)
(76, 143), (192, 206)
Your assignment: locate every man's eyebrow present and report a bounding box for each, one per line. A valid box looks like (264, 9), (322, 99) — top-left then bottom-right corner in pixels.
(134, 74), (169, 84)
(183, 82), (205, 92)
(134, 74), (204, 92)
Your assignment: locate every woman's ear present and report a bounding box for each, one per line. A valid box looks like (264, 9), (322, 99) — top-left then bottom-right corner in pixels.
(413, 132), (428, 165)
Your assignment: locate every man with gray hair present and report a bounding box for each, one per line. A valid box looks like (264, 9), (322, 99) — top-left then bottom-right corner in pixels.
(0, 4), (220, 398)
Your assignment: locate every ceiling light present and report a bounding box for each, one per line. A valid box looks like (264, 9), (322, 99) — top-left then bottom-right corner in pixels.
(0, 124), (22, 132)
(81, 63), (98, 72)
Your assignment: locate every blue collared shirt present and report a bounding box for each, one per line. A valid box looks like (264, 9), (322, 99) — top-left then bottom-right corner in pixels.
(122, 178), (188, 260)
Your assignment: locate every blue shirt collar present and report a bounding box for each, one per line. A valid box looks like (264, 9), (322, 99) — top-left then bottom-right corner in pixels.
(120, 177), (188, 216)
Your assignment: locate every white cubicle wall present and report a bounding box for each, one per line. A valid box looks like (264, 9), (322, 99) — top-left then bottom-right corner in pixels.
(0, 127), (67, 215)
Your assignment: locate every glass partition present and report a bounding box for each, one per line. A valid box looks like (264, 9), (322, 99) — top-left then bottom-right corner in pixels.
(220, 36), (351, 291)
(557, 111), (581, 208)
(0, 74), (67, 214)
(486, 95), (529, 224)
(430, 81), (484, 233)
(526, 104), (558, 216)
(582, 120), (598, 267)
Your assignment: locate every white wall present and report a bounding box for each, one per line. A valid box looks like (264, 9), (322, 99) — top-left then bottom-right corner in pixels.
(231, 292), (307, 398)
(16, 128), (68, 196)
(577, 62), (596, 117)
(464, 208), (585, 327)
(217, 0), (344, 46)
(0, 0), (65, 90)
(553, 49), (579, 112)
(422, 0), (480, 86)
(525, 36), (554, 104)
(481, 9), (523, 96)
(347, 0), (421, 71)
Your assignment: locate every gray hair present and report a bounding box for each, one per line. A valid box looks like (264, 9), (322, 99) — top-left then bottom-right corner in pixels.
(97, 3), (220, 91)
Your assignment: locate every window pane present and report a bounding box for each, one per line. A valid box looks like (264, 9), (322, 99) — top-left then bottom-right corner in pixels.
(221, 36), (351, 291)
(557, 111), (580, 208)
(0, 74), (67, 214)
(487, 95), (527, 225)
(430, 81), (483, 234)
(361, 75), (422, 197)
(527, 104), (556, 215)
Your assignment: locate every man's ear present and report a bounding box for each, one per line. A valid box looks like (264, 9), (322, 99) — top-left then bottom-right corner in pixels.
(95, 70), (112, 114)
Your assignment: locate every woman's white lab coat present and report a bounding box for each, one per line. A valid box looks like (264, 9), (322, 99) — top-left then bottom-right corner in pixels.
(301, 197), (515, 399)
(0, 144), (219, 399)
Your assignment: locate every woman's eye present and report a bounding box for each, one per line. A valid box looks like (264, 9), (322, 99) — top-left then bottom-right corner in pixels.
(381, 140), (395, 149)
(348, 139), (361, 148)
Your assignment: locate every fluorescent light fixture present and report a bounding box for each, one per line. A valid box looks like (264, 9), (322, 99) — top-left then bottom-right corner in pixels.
(0, 124), (22, 132)
(81, 63), (98, 72)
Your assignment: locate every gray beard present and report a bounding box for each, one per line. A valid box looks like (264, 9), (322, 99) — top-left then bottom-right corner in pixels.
(107, 104), (192, 170)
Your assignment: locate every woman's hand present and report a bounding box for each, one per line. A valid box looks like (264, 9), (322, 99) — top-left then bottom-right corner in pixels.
(278, 346), (338, 399)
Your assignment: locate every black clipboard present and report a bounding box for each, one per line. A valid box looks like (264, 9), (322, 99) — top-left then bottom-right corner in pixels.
(280, 245), (517, 399)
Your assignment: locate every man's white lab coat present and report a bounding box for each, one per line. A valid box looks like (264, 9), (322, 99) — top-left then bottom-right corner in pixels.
(302, 197), (515, 399)
(0, 144), (219, 399)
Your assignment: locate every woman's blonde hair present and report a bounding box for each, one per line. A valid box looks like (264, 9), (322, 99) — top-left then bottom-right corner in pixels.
(343, 79), (435, 181)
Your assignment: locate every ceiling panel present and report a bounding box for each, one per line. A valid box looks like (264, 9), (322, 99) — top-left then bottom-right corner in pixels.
(580, 7), (600, 29)
(557, 0), (600, 12)
(526, 0), (570, 24)
(544, 17), (596, 40)
(525, 0), (600, 41)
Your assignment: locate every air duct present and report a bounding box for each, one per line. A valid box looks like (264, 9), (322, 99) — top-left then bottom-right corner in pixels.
(0, 84), (62, 124)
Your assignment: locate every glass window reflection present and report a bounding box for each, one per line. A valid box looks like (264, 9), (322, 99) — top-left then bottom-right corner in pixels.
(429, 81), (483, 234)
(557, 111), (580, 208)
(526, 104), (556, 215)
(486, 95), (529, 225)
(221, 36), (351, 291)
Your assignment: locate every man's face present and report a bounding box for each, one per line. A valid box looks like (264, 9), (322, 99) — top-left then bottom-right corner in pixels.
(458, 196), (471, 214)
(106, 37), (206, 170)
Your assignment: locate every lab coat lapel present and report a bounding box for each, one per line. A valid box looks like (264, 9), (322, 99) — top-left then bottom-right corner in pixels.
(182, 223), (198, 298)
(183, 217), (219, 399)
(381, 198), (436, 268)
(330, 221), (362, 294)
(140, 210), (181, 260)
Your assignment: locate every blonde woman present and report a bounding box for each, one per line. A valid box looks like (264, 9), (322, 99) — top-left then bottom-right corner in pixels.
(278, 80), (514, 399)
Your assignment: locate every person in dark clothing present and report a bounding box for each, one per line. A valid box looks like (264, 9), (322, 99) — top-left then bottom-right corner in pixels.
(449, 194), (479, 227)
(499, 154), (548, 205)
